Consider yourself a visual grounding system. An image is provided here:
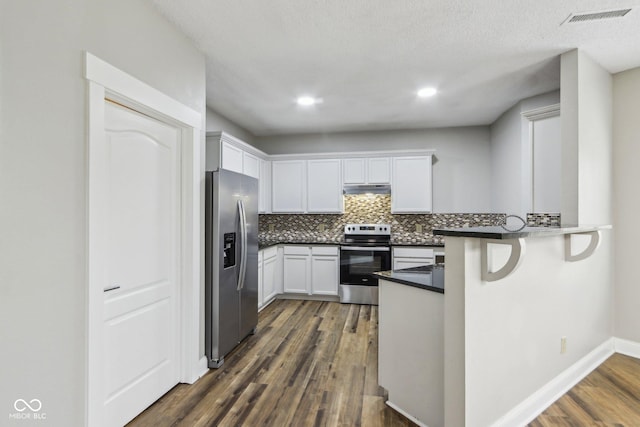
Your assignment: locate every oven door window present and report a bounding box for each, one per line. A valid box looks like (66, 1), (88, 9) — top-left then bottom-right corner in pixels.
(340, 249), (390, 285)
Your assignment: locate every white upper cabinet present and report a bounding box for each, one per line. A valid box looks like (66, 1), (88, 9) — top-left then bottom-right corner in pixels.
(307, 159), (343, 213)
(392, 156), (432, 213)
(343, 158), (367, 184)
(271, 160), (307, 213)
(220, 141), (244, 174)
(242, 151), (260, 179)
(259, 159), (271, 214)
(367, 157), (391, 184)
(343, 157), (390, 185)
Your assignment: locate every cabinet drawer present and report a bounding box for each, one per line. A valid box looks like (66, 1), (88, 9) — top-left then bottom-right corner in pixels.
(393, 247), (434, 258)
(311, 246), (339, 256)
(283, 245), (311, 255)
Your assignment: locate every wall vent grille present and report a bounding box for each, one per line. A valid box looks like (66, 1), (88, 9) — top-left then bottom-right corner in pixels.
(564, 8), (631, 23)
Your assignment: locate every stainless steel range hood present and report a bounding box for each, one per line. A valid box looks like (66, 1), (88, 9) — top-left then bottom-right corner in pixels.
(343, 184), (391, 195)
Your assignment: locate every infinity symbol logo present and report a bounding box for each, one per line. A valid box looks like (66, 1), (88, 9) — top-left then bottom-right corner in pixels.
(14, 399), (42, 412)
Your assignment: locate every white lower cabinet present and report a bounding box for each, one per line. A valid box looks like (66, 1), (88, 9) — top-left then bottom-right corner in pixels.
(310, 246), (339, 296)
(283, 245), (339, 296)
(283, 246), (311, 294)
(258, 246), (280, 310)
(258, 250), (264, 307)
(392, 247), (434, 270)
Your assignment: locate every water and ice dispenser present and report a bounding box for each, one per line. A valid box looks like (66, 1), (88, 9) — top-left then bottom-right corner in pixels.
(223, 232), (236, 268)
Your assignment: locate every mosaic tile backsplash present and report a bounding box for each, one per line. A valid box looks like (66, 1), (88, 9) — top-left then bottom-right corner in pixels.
(258, 194), (507, 245)
(527, 213), (561, 227)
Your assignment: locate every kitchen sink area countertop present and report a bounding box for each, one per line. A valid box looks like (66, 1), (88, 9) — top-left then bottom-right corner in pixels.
(374, 264), (445, 293)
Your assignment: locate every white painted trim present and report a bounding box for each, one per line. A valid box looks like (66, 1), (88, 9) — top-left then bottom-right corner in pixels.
(490, 338), (615, 427)
(85, 52), (202, 426)
(85, 52), (200, 129)
(268, 148), (437, 161)
(206, 130), (437, 161)
(385, 400), (430, 427)
(197, 356), (210, 381)
(521, 103), (561, 121)
(614, 337), (640, 359)
(522, 104), (561, 213)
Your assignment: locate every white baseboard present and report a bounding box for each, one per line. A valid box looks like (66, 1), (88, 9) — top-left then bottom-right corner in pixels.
(197, 356), (209, 379)
(385, 400), (429, 427)
(491, 338), (615, 427)
(614, 337), (640, 359)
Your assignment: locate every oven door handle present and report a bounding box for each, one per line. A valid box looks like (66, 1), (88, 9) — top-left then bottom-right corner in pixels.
(340, 246), (390, 252)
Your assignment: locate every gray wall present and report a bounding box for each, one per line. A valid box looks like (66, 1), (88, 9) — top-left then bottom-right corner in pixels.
(613, 66), (640, 343)
(490, 90), (560, 216)
(206, 107), (256, 144)
(0, 1), (205, 425)
(255, 127), (492, 213)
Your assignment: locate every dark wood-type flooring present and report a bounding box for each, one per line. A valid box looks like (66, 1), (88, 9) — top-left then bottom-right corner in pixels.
(529, 352), (640, 427)
(128, 299), (640, 427)
(127, 299), (416, 427)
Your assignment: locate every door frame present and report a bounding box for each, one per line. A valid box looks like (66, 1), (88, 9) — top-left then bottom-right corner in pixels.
(84, 52), (203, 426)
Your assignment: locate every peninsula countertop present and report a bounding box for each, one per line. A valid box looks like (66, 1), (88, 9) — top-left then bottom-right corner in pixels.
(374, 264), (444, 294)
(433, 224), (611, 240)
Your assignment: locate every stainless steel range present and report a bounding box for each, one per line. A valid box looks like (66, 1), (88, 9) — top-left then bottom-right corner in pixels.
(339, 224), (391, 305)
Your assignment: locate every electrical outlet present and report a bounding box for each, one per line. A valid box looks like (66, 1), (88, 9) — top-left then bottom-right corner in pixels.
(318, 224), (326, 232)
(268, 224), (275, 232)
(561, 337), (567, 354)
(415, 224), (423, 233)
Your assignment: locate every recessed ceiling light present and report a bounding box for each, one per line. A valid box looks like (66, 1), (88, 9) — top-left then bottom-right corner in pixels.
(297, 96), (319, 106)
(417, 87), (438, 98)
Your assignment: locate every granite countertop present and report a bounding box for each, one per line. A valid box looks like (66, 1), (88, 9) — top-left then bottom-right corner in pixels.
(374, 264), (445, 294)
(259, 240), (445, 250)
(390, 241), (444, 247)
(258, 240), (342, 250)
(433, 224), (612, 240)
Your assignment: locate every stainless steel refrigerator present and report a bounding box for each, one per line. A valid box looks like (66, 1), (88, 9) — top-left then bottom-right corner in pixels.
(205, 169), (259, 368)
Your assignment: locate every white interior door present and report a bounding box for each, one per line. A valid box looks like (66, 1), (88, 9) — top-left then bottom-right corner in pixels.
(102, 100), (181, 426)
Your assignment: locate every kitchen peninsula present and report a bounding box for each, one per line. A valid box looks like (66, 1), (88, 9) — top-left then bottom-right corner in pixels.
(376, 225), (612, 427)
(438, 224), (611, 426)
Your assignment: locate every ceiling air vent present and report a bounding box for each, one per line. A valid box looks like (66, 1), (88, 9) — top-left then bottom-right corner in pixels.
(563, 8), (632, 24)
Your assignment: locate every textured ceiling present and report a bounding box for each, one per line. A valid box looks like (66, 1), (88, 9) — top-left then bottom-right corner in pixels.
(152, 0), (640, 136)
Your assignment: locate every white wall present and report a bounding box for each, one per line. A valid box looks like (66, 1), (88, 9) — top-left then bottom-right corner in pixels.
(206, 107), (255, 144)
(445, 233), (612, 426)
(613, 66), (640, 343)
(561, 50), (613, 225)
(490, 90), (560, 216)
(0, 1), (205, 425)
(255, 127), (492, 213)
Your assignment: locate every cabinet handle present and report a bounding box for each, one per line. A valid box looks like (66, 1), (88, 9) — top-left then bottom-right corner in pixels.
(103, 285), (121, 292)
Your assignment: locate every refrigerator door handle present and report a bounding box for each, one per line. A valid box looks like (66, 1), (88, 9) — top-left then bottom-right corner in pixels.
(237, 199), (247, 291)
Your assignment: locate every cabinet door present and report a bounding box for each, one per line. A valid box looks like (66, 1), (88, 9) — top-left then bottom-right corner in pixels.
(263, 255), (279, 303)
(343, 158), (366, 184)
(258, 251), (264, 309)
(259, 159), (271, 213)
(243, 152), (260, 179)
(283, 255), (310, 294)
(392, 156), (432, 213)
(221, 141), (244, 174)
(307, 159), (343, 213)
(368, 157), (391, 184)
(272, 160), (306, 213)
(311, 255), (339, 296)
